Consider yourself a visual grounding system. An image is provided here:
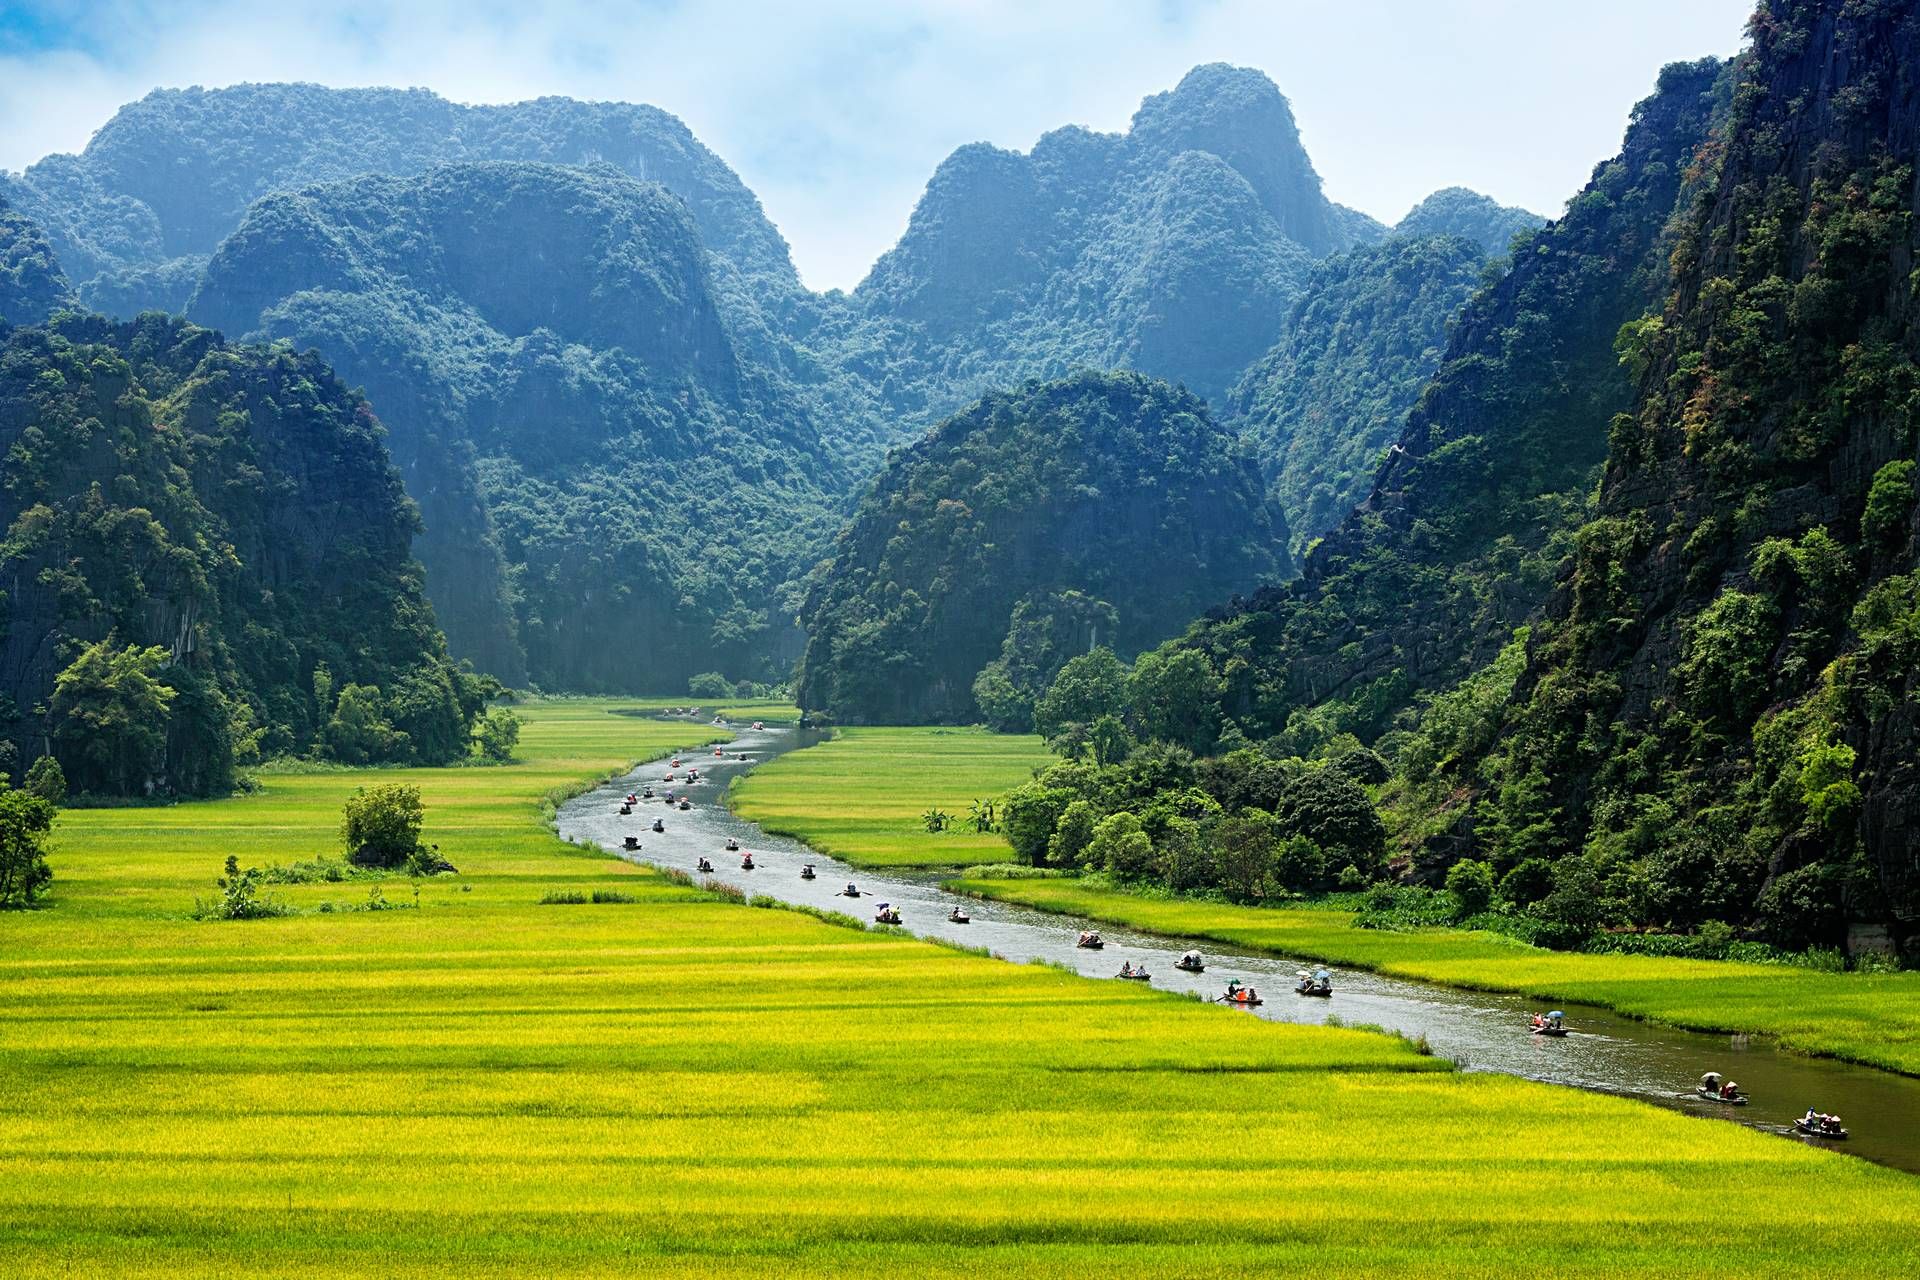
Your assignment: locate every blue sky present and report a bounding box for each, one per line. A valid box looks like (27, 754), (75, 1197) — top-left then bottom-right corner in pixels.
(0, 0), (1754, 290)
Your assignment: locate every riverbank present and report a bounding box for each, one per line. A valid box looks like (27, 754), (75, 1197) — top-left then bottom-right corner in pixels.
(948, 877), (1920, 1076)
(728, 725), (1050, 866)
(5, 706), (1919, 1275)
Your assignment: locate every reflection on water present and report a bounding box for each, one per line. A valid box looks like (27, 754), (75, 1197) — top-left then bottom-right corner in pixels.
(557, 723), (1920, 1176)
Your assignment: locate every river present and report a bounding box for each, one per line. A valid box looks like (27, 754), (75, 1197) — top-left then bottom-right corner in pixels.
(555, 721), (1920, 1175)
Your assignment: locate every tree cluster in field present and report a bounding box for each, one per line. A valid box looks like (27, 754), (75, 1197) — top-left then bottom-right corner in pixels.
(0, 313), (504, 797)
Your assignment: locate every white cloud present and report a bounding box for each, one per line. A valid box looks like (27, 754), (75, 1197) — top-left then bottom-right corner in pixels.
(0, 1), (1752, 290)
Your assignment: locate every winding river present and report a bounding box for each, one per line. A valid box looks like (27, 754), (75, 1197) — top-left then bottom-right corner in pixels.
(556, 721), (1920, 1175)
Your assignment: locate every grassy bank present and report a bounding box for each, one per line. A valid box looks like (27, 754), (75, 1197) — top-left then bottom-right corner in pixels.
(3, 704), (1918, 1275)
(729, 725), (1051, 867)
(948, 878), (1920, 1076)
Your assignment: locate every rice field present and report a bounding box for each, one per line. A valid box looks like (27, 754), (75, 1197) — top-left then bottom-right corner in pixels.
(3, 703), (1918, 1276)
(948, 879), (1920, 1076)
(728, 726), (1051, 867)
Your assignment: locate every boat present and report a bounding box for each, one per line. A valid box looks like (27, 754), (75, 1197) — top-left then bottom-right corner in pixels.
(651, 819), (666, 833)
(678, 800), (692, 811)
(1794, 1114), (1848, 1139)
(671, 758), (682, 767)
(801, 865), (816, 881)
(1295, 969), (1333, 997)
(725, 838), (740, 852)
(1076, 931), (1104, 950)
(1117, 964), (1150, 981)
(840, 884), (861, 898)
(1174, 950), (1205, 973)
(642, 787), (655, 799)
(752, 721), (764, 731)
(1695, 1085), (1749, 1106)
(1530, 1011), (1568, 1037)
(618, 804), (631, 815)
(1216, 984), (1262, 1007)
(695, 858), (714, 873)
(874, 904), (902, 925)
(740, 855), (755, 871)
(622, 836), (639, 850)
(947, 907), (971, 924)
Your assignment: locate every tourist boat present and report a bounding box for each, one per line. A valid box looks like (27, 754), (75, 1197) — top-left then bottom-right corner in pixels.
(618, 803), (631, 815)
(642, 787), (655, 799)
(652, 819), (666, 833)
(671, 758), (682, 767)
(840, 883), (861, 898)
(751, 721), (764, 731)
(1174, 951), (1204, 973)
(874, 904), (902, 925)
(696, 858), (714, 873)
(740, 855), (755, 871)
(622, 836), (639, 850)
(725, 838), (740, 852)
(1295, 969), (1333, 997)
(947, 907), (970, 924)
(1695, 1085), (1749, 1106)
(1216, 987), (1262, 1007)
(800, 865), (816, 881)
(1530, 1011), (1568, 1037)
(1116, 965), (1150, 981)
(1076, 931), (1104, 950)
(1794, 1115), (1848, 1139)
(678, 799), (692, 811)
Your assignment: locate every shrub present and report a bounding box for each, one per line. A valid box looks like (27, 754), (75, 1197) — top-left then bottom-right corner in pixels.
(0, 787), (57, 908)
(1499, 857), (1555, 906)
(590, 890), (635, 904)
(1861, 459), (1915, 545)
(1755, 862), (1847, 951)
(1531, 859), (1604, 950)
(341, 783), (426, 868)
(539, 890), (588, 905)
(1444, 859), (1496, 919)
(195, 855), (292, 920)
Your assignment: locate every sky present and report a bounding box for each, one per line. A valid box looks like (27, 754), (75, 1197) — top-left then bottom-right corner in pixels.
(0, 0), (1755, 291)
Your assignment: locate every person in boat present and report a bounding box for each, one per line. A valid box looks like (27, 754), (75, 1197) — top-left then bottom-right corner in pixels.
(1226, 979), (1243, 998)
(1700, 1072), (1722, 1095)
(652, 818), (666, 833)
(1721, 1079), (1740, 1100)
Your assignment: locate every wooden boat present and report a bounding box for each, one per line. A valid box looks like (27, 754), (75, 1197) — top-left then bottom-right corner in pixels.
(1076, 932), (1104, 950)
(947, 909), (971, 924)
(695, 858), (714, 873)
(874, 906), (901, 925)
(1216, 988), (1262, 1007)
(725, 838), (740, 852)
(1174, 952), (1204, 973)
(642, 787), (655, 799)
(651, 819), (666, 833)
(678, 800), (692, 811)
(800, 865), (816, 880)
(622, 836), (640, 851)
(840, 884), (861, 898)
(1794, 1116), (1848, 1139)
(1295, 969), (1333, 997)
(740, 856), (755, 871)
(1116, 966), (1150, 981)
(618, 804), (631, 815)
(1695, 1086), (1749, 1106)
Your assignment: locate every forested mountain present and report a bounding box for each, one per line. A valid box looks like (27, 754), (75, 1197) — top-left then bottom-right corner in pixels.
(1434, 0), (1920, 949)
(0, 313), (490, 795)
(836, 64), (1383, 422)
(0, 83), (799, 314)
(189, 161), (846, 690)
(795, 372), (1287, 725)
(1391, 186), (1544, 255)
(1154, 56), (1726, 751)
(0, 194), (74, 325)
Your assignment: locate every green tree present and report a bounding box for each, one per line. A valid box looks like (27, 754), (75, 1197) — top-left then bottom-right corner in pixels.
(472, 707), (521, 762)
(1212, 810), (1279, 901)
(1001, 783), (1074, 865)
(342, 783), (426, 868)
(23, 756), (66, 807)
(1086, 811), (1155, 879)
(323, 684), (408, 765)
(970, 662), (1031, 733)
(1861, 459), (1915, 545)
(0, 787), (56, 907)
(1272, 767), (1385, 865)
(49, 640), (176, 795)
(1034, 648), (1129, 742)
(1126, 648), (1223, 750)
(688, 672), (734, 699)
(1048, 799), (1100, 868)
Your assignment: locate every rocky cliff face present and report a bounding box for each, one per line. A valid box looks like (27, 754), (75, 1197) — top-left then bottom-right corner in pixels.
(796, 371), (1288, 724)
(846, 64), (1378, 419)
(1459, 0), (1920, 947)
(1, 83), (797, 303)
(1166, 58), (1726, 747)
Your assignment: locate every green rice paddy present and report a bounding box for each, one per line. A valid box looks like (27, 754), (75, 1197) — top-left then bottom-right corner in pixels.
(3, 705), (1917, 1276)
(729, 726), (1052, 867)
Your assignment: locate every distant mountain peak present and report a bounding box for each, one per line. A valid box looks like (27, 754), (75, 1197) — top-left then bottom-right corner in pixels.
(1393, 187), (1546, 255)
